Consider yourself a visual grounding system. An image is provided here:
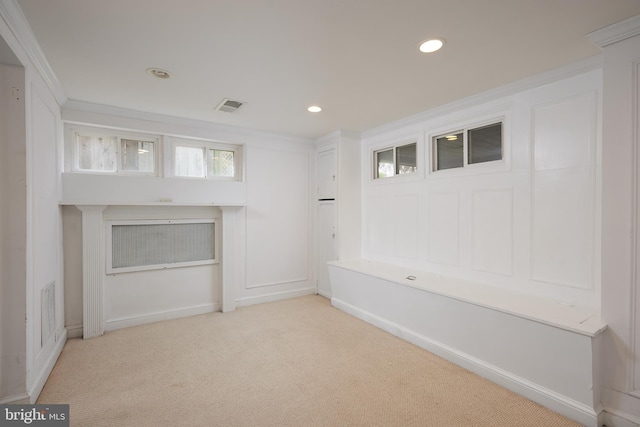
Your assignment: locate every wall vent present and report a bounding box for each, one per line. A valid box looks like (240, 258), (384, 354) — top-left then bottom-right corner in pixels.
(41, 281), (56, 346)
(215, 98), (246, 113)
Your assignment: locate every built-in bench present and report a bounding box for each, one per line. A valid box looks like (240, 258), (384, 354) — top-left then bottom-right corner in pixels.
(327, 259), (607, 427)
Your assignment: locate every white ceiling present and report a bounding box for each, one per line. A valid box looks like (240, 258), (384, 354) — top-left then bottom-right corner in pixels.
(14, 0), (640, 140)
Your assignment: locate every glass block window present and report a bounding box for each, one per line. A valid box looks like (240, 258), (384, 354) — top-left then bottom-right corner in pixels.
(374, 142), (417, 179)
(108, 220), (217, 273)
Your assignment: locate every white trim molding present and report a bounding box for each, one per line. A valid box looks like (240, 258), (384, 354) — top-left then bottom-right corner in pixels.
(0, 0), (67, 104)
(587, 14), (640, 48)
(77, 205), (107, 339)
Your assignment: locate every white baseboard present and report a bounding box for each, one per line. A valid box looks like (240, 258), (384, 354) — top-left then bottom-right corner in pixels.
(105, 303), (219, 331)
(28, 328), (67, 403)
(602, 409), (640, 427)
(317, 290), (331, 299)
(332, 297), (599, 427)
(0, 393), (30, 405)
(235, 287), (316, 307)
(65, 323), (83, 339)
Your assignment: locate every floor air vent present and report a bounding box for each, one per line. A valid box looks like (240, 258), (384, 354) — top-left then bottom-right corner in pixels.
(215, 98), (245, 113)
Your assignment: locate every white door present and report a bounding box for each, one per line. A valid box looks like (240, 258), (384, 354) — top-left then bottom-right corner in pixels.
(317, 148), (337, 199)
(317, 201), (337, 298)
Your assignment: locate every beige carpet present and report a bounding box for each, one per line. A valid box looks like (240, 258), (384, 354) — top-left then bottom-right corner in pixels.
(38, 295), (581, 426)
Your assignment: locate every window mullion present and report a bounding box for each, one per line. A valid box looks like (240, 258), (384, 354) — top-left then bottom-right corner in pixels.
(393, 146), (398, 176)
(203, 146), (208, 178)
(115, 137), (122, 172)
(463, 131), (469, 167)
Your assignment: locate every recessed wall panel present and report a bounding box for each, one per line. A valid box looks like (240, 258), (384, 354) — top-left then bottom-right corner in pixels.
(393, 194), (419, 259)
(533, 94), (595, 171)
(365, 196), (391, 254)
(246, 148), (309, 288)
(472, 189), (513, 276)
(531, 92), (595, 289)
(427, 192), (459, 266)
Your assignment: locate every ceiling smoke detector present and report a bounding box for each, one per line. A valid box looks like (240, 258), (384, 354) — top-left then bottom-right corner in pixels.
(215, 98), (246, 113)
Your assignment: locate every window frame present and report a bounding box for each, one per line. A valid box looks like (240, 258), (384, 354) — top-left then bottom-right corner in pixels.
(372, 140), (419, 181)
(169, 137), (242, 181)
(431, 119), (505, 175)
(69, 126), (160, 176)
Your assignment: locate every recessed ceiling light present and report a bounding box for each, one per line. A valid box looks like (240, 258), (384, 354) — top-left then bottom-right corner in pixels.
(418, 38), (445, 53)
(308, 105), (322, 113)
(147, 68), (172, 79)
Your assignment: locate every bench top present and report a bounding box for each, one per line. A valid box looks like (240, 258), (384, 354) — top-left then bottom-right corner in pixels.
(328, 259), (607, 337)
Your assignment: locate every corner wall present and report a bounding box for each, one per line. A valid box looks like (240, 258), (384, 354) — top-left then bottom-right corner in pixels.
(0, 62), (27, 403)
(0, 2), (66, 403)
(591, 16), (640, 426)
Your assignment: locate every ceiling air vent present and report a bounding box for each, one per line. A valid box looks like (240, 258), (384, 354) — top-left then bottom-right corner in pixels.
(215, 98), (246, 113)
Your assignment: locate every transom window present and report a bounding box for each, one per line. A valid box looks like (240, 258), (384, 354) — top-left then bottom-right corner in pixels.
(374, 142), (417, 179)
(433, 122), (502, 171)
(75, 133), (157, 174)
(173, 139), (240, 180)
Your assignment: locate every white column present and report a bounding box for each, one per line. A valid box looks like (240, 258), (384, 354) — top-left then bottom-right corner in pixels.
(220, 206), (243, 312)
(76, 205), (107, 339)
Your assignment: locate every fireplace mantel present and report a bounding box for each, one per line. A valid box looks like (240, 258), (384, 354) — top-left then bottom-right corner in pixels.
(62, 202), (245, 339)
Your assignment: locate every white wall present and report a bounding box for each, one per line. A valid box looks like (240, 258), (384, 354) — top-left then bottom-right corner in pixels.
(361, 67), (601, 308)
(594, 18), (640, 426)
(27, 69), (66, 400)
(0, 63), (27, 402)
(60, 105), (316, 331)
(314, 131), (362, 260)
(0, 2), (66, 403)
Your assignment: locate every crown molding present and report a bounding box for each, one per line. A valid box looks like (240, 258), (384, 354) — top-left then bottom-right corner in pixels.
(315, 129), (361, 147)
(587, 14), (640, 47)
(0, 0), (67, 105)
(63, 99), (314, 146)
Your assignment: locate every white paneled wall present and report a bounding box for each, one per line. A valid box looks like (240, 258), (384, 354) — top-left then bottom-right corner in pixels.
(593, 18), (640, 426)
(25, 69), (66, 402)
(245, 146), (310, 289)
(362, 68), (601, 307)
(426, 191), (460, 266)
(0, 63), (28, 403)
(59, 106), (316, 330)
(471, 189), (513, 276)
(391, 195), (419, 259)
(531, 93), (596, 290)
